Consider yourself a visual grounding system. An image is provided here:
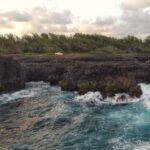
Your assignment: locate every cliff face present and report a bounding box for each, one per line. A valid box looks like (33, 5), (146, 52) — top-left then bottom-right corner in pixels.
(17, 55), (150, 83)
(0, 56), (25, 93)
(0, 54), (150, 97)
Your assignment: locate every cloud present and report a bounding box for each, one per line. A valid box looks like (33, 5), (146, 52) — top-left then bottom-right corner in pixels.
(94, 17), (116, 26)
(0, 11), (31, 22)
(86, 0), (150, 38)
(28, 7), (73, 34)
(112, 1), (150, 38)
(0, 8), (72, 25)
(50, 10), (72, 25)
(10, 11), (31, 22)
(0, 7), (73, 35)
(92, 0), (150, 38)
(0, 0), (150, 38)
(51, 10), (72, 25)
(35, 8), (73, 25)
(121, 0), (150, 10)
(0, 18), (14, 29)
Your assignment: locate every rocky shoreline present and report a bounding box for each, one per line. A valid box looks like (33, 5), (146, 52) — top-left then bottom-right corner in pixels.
(0, 54), (150, 97)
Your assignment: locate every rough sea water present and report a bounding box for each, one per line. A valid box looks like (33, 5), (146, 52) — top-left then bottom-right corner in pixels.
(0, 82), (150, 150)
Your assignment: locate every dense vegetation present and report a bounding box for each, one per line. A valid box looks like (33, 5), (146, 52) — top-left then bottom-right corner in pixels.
(0, 33), (150, 54)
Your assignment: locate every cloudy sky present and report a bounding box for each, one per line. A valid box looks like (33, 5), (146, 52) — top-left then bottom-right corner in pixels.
(0, 0), (150, 38)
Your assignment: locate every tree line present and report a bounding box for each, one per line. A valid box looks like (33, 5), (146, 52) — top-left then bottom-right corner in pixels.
(0, 33), (150, 54)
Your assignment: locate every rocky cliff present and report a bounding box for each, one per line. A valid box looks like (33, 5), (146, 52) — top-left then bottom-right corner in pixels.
(0, 56), (25, 93)
(1, 54), (150, 97)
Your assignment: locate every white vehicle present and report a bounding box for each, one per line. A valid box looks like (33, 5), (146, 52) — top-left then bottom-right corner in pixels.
(55, 52), (63, 56)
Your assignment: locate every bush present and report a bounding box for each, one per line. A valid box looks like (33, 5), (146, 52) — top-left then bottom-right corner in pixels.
(0, 33), (149, 54)
(93, 46), (124, 55)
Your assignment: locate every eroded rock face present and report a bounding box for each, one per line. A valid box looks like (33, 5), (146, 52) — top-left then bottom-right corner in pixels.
(16, 55), (150, 97)
(0, 56), (25, 93)
(1, 54), (150, 97)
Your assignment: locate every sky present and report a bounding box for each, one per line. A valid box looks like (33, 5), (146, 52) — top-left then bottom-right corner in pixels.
(0, 0), (150, 38)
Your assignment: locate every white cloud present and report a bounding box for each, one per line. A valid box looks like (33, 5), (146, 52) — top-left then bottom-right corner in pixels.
(0, 11), (31, 22)
(121, 0), (150, 10)
(0, 0), (150, 38)
(94, 17), (117, 26)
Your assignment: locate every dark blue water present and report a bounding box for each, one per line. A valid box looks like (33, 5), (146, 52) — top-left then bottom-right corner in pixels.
(0, 82), (150, 150)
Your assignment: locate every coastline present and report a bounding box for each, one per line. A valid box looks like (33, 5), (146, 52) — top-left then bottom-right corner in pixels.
(0, 54), (150, 98)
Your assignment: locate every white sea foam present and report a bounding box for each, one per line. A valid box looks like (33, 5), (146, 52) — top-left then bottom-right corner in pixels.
(74, 92), (104, 105)
(139, 83), (150, 109)
(1, 82), (150, 107)
(74, 83), (150, 106)
(74, 92), (140, 106)
(0, 81), (50, 105)
(113, 140), (150, 150)
(133, 141), (150, 150)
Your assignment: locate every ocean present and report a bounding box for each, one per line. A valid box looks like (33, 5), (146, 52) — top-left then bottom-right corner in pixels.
(0, 82), (150, 150)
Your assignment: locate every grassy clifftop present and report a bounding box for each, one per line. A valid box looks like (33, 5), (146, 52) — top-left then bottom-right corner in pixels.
(0, 33), (150, 55)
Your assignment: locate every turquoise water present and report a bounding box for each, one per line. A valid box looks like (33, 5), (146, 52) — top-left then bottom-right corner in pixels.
(0, 82), (150, 149)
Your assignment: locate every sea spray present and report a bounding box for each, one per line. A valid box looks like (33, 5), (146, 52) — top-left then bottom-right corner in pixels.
(0, 81), (51, 105)
(74, 92), (140, 106)
(0, 82), (150, 149)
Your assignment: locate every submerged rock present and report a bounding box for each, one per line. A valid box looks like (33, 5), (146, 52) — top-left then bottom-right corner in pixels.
(116, 95), (127, 102)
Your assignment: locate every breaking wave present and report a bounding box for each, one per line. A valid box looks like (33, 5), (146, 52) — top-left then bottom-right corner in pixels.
(0, 82), (150, 107)
(0, 82), (150, 149)
(74, 83), (150, 106)
(0, 81), (60, 105)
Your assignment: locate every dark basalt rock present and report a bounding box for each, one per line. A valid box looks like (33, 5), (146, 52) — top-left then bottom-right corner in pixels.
(59, 80), (78, 91)
(1, 54), (150, 97)
(48, 65), (66, 85)
(0, 56), (25, 93)
(60, 76), (142, 98)
(98, 76), (142, 98)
